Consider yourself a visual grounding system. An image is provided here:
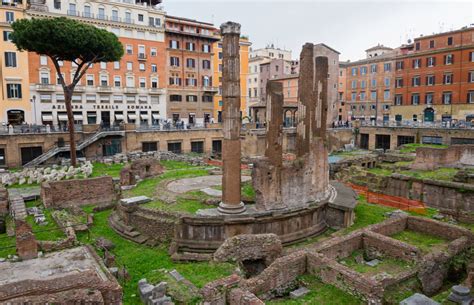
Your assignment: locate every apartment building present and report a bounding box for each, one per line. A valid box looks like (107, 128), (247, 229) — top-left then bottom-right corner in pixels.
(0, 0), (31, 125)
(337, 63), (348, 123)
(344, 45), (395, 123)
(392, 26), (474, 123)
(165, 15), (220, 126)
(247, 46), (292, 115)
(212, 36), (251, 122)
(27, 0), (167, 128)
(274, 74), (298, 127)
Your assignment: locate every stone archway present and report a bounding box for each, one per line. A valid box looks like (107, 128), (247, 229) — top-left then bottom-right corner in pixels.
(424, 107), (434, 122)
(283, 109), (293, 127)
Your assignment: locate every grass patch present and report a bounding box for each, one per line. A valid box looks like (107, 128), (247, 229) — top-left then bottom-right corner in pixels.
(160, 160), (198, 170)
(0, 216), (16, 258)
(339, 249), (413, 275)
(91, 162), (125, 178)
(143, 198), (210, 214)
(391, 229), (447, 253)
(367, 167), (393, 176)
(398, 143), (448, 154)
(383, 277), (421, 304)
(25, 200), (65, 241)
(267, 274), (363, 305)
(343, 196), (395, 233)
(77, 208), (234, 305)
(399, 167), (458, 181)
(242, 181), (255, 199)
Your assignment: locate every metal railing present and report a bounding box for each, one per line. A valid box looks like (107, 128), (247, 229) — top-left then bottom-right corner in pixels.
(359, 120), (474, 129)
(0, 124), (84, 134)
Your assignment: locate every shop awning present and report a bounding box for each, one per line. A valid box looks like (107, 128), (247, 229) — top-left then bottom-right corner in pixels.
(128, 114), (137, 120)
(73, 114), (83, 120)
(87, 113), (97, 117)
(152, 114), (160, 120)
(140, 114), (149, 120)
(57, 114), (68, 121)
(115, 114), (124, 120)
(42, 114), (53, 121)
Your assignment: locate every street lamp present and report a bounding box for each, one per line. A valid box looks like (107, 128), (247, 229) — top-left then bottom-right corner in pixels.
(30, 95), (37, 125)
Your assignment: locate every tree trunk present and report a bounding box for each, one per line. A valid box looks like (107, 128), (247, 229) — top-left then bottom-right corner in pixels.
(64, 87), (77, 167)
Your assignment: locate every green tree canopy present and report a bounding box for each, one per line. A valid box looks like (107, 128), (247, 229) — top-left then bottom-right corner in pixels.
(11, 17), (123, 64)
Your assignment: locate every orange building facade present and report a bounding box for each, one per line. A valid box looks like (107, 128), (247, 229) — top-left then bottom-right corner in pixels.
(392, 27), (474, 123)
(164, 15), (219, 126)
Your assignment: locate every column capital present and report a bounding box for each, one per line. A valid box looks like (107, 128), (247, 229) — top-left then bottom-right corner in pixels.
(220, 21), (241, 35)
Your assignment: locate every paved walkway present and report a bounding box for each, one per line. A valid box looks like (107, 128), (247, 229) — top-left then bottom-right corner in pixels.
(167, 175), (251, 194)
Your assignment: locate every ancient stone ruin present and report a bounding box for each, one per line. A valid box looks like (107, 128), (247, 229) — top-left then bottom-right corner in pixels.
(411, 144), (474, 171)
(252, 44), (331, 210)
(120, 157), (163, 187)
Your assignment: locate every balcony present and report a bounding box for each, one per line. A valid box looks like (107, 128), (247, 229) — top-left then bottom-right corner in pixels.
(97, 86), (112, 93)
(110, 16), (121, 22)
(124, 18), (134, 24)
(74, 85), (85, 92)
(97, 14), (107, 21)
(203, 86), (218, 93)
(82, 12), (93, 18)
(124, 87), (137, 94)
(137, 53), (147, 61)
(67, 10), (79, 16)
(149, 88), (164, 94)
(36, 84), (56, 92)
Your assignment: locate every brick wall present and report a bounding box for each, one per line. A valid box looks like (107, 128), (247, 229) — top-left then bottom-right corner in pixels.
(407, 216), (474, 241)
(41, 176), (116, 208)
(412, 145), (474, 170)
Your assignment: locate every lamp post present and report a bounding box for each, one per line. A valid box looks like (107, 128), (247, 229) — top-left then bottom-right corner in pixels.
(30, 95), (37, 125)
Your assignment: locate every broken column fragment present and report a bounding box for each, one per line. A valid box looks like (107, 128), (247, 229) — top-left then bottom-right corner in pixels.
(218, 21), (245, 214)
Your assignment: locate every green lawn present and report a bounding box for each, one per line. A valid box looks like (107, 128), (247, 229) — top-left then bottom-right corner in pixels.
(342, 196), (395, 233)
(367, 167), (393, 176)
(267, 275), (363, 305)
(25, 199), (65, 241)
(391, 229), (447, 253)
(143, 198), (210, 214)
(77, 208), (234, 305)
(398, 143), (449, 154)
(0, 216), (16, 258)
(399, 167), (458, 181)
(339, 249), (413, 275)
(91, 162), (126, 178)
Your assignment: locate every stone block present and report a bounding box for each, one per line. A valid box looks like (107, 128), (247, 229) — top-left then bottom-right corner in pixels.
(290, 287), (310, 299)
(120, 196), (151, 206)
(400, 293), (440, 305)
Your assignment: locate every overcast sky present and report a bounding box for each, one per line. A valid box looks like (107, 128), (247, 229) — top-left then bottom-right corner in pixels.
(163, 0), (474, 61)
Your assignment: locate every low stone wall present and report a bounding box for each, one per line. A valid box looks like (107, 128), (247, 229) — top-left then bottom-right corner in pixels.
(412, 145), (474, 170)
(120, 158), (163, 186)
(41, 176), (116, 208)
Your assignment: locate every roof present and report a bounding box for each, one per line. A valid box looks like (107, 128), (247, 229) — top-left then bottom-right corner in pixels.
(365, 44), (393, 52)
(165, 15), (216, 28)
(314, 43), (341, 55)
(414, 25), (474, 41)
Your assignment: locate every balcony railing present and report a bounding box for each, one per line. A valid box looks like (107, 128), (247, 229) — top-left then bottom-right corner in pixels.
(36, 84), (56, 91)
(203, 86), (218, 92)
(138, 53), (147, 60)
(97, 14), (107, 20)
(124, 87), (137, 94)
(111, 16), (121, 22)
(67, 10), (79, 16)
(82, 12), (93, 18)
(97, 86), (112, 93)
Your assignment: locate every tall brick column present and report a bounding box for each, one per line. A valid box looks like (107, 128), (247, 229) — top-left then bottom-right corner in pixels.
(218, 21), (245, 214)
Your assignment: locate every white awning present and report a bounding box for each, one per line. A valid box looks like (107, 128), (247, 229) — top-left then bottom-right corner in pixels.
(42, 114), (53, 121)
(87, 113), (97, 117)
(152, 114), (160, 120)
(57, 114), (68, 121)
(115, 114), (124, 120)
(73, 114), (83, 120)
(128, 114), (137, 120)
(140, 114), (149, 120)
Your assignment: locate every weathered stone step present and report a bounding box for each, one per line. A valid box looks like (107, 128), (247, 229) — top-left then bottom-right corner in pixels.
(108, 212), (148, 244)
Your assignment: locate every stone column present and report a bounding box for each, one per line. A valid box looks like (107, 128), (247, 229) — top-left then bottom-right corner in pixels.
(218, 22), (245, 214)
(314, 56), (329, 139)
(265, 81), (283, 165)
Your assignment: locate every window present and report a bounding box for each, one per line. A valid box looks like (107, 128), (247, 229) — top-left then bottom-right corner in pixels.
(100, 62), (106, 69)
(83, 5), (92, 17)
(395, 78), (403, 88)
(360, 66), (367, 75)
(127, 62), (133, 71)
(351, 92), (357, 101)
(371, 79), (376, 87)
(4, 52), (16, 67)
(470, 52), (474, 62)
(100, 75), (108, 86)
(151, 48), (157, 56)
(360, 92), (366, 101)
(469, 71), (474, 83)
(351, 67), (357, 76)
(168, 142), (182, 154)
(169, 73), (181, 86)
(351, 80), (357, 89)
(170, 95), (182, 102)
(170, 57), (180, 66)
(97, 7), (105, 19)
(67, 3), (76, 15)
(384, 77), (390, 87)
(185, 42), (195, 51)
(191, 141), (204, 154)
(412, 59), (421, 69)
(202, 95), (213, 102)
(3, 31), (11, 41)
(53, 0), (61, 9)
(151, 77), (158, 88)
(139, 63), (145, 71)
(427, 57), (436, 67)
(111, 10), (118, 22)
(113, 61), (120, 69)
(5, 11), (14, 23)
(125, 11), (132, 23)
(186, 58), (195, 68)
(383, 90), (390, 100)
(396, 61), (404, 70)
(138, 14), (144, 22)
(86, 75), (94, 86)
(126, 76), (134, 87)
(114, 76), (121, 87)
(56, 73), (64, 84)
(40, 72), (49, 84)
(126, 45), (133, 54)
(185, 95), (197, 102)
(426, 75), (435, 86)
(139, 77), (146, 88)
(6, 84), (21, 98)
(468, 91), (474, 103)
(370, 91), (376, 100)
(360, 80), (366, 89)
(370, 105), (376, 110)
(429, 40), (435, 48)
(185, 76), (197, 86)
(383, 63), (391, 71)
(415, 42), (420, 50)
(411, 93), (420, 105)
(443, 73), (453, 85)
(395, 95), (403, 106)
(40, 55), (47, 66)
(142, 142), (158, 152)
(202, 76), (210, 87)
(412, 76), (421, 87)
(425, 93), (434, 104)
(447, 37), (453, 45)
(202, 44), (210, 53)
(370, 64), (377, 73)
(443, 92), (452, 104)
(202, 60), (211, 69)
(169, 40), (179, 49)
(445, 54), (453, 65)
(151, 64), (157, 73)
(383, 105), (390, 111)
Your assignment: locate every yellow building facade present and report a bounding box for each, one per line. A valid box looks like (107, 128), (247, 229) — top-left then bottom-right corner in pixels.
(0, 2), (31, 125)
(212, 37), (251, 122)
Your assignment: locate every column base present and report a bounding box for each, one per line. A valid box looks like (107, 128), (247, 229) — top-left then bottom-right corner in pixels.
(217, 202), (246, 214)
